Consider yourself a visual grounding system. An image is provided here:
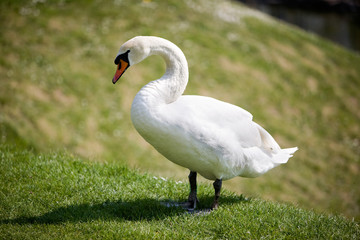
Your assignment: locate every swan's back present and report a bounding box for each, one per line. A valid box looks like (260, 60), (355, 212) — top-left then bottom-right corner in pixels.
(163, 95), (258, 149)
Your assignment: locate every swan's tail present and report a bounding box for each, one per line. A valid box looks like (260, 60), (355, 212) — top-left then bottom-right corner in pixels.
(272, 147), (298, 164)
(254, 122), (298, 164)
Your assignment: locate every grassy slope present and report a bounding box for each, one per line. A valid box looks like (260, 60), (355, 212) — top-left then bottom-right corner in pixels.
(1, 143), (359, 239)
(0, 0), (359, 220)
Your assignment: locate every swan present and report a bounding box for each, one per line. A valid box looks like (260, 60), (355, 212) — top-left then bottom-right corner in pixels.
(112, 36), (297, 210)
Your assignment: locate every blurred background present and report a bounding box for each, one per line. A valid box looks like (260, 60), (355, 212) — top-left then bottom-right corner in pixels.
(1, 0), (359, 220)
(240, 0), (360, 52)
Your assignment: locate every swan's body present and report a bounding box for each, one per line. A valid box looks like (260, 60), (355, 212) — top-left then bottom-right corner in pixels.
(113, 36), (297, 209)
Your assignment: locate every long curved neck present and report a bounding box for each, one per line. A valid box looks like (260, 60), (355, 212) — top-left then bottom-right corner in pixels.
(136, 37), (189, 105)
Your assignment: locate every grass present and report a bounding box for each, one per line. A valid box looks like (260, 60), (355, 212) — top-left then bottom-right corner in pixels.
(1, 143), (359, 239)
(0, 0), (359, 223)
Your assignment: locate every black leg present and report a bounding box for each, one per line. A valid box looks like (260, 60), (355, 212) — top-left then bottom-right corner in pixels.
(211, 179), (222, 209)
(187, 171), (199, 209)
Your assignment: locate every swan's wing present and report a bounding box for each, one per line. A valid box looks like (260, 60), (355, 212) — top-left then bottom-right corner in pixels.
(162, 95), (261, 148)
(178, 95), (253, 120)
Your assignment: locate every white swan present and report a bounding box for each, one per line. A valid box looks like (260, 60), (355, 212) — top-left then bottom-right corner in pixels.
(112, 36), (297, 209)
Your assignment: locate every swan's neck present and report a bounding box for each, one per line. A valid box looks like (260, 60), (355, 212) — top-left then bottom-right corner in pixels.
(135, 38), (189, 106)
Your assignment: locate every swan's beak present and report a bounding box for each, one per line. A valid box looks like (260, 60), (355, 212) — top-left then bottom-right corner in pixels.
(112, 59), (129, 84)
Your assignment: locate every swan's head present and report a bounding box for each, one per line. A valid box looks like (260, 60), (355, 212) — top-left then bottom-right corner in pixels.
(112, 36), (150, 84)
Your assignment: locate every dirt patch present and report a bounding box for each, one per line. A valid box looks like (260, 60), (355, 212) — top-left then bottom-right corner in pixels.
(273, 54), (295, 72)
(219, 56), (248, 75)
(345, 96), (360, 119)
(75, 140), (104, 158)
(37, 117), (57, 140)
(304, 43), (325, 61)
(306, 76), (318, 93)
(269, 39), (298, 58)
(53, 89), (76, 106)
(321, 104), (337, 118)
(25, 84), (50, 102)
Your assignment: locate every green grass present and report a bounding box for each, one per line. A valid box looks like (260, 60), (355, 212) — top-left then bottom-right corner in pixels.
(0, 0), (360, 223)
(1, 143), (359, 239)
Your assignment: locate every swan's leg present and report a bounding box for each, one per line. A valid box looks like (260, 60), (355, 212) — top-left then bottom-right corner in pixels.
(211, 179), (222, 209)
(187, 171), (199, 209)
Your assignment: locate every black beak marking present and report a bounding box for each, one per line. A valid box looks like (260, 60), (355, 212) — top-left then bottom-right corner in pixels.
(114, 50), (130, 65)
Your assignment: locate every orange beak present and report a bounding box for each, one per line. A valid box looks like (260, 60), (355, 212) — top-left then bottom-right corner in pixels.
(112, 59), (129, 84)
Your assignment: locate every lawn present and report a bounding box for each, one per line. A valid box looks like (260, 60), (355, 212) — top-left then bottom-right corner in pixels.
(1, 144), (359, 239)
(0, 0), (359, 223)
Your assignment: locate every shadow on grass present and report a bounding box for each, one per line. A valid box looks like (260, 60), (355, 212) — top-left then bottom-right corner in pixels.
(1, 195), (249, 224)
